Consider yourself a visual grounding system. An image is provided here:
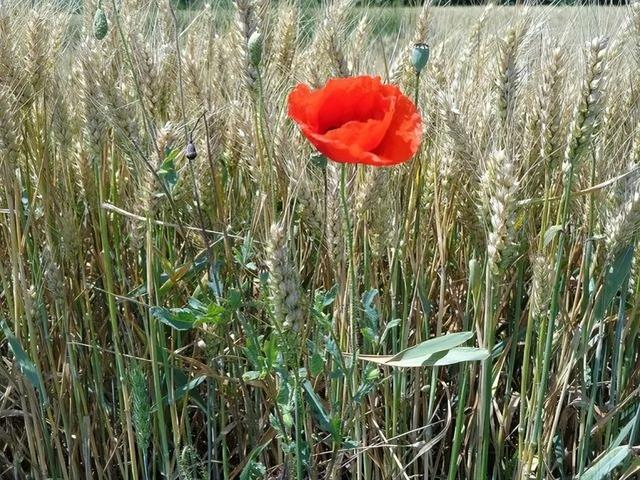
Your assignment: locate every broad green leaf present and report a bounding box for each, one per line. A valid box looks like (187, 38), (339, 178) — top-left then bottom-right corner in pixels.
(389, 331), (473, 363)
(1, 320), (48, 406)
(187, 297), (207, 312)
(423, 347), (490, 366)
(359, 347), (488, 368)
(362, 289), (379, 329)
(302, 380), (333, 434)
(581, 445), (630, 480)
(597, 246), (635, 318)
(150, 306), (196, 330)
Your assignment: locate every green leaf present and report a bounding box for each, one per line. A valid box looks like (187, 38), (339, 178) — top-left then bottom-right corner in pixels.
(595, 246), (635, 319)
(612, 416), (635, 447)
(581, 445), (630, 480)
(240, 443), (268, 480)
(361, 289), (378, 316)
(380, 318), (401, 344)
(359, 346), (488, 368)
(543, 224), (564, 247)
(422, 347), (490, 366)
(242, 370), (263, 382)
(302, 380), (332, 434)
(323, 285), (338, 307)
(227, 289), (243, 312)
(389, 331), (473, 363)
(1, 320), (48, 406)
(157, 152), (178, 191)
(160, 370), (206, 409)
(309, 351), (325, 377)
(200, 303), (226, 325)
(173, 375), (206, 402)
(150, 306), (196, 331)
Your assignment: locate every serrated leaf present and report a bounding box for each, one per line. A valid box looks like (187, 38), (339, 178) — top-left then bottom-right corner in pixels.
(361, 289), (379, 342)
(361, 288), (378, 311)
(200, 303), (226, 324)
(581, 445), (630, 480)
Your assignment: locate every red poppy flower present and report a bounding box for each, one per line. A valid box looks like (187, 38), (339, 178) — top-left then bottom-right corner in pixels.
(287, 76), (422, 167)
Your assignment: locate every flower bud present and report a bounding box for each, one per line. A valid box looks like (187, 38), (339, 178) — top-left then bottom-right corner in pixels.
(411, 43), (430, 75)
(93, 6), (108, 40)
(248, 31), (263, 68)
(185, 140), (197, 160)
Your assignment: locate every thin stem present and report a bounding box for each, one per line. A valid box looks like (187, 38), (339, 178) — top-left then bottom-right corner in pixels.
(477, 263), (494, 478)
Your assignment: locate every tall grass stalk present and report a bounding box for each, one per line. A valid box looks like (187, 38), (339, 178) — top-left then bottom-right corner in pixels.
(1, 3), (639, 479)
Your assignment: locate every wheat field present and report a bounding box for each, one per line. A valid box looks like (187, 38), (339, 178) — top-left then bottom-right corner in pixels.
(1, 0), (640, 478)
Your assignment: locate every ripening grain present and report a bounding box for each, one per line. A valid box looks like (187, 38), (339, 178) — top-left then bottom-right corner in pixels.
(1, 1), (640, 479)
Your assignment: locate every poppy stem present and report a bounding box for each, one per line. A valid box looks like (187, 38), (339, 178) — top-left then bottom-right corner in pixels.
(339, 165), (359, 367)
(413, 71), (421, 107)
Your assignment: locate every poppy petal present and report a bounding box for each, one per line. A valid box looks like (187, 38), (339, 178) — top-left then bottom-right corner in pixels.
(370, 93), (422, 165)
(322, 95), (396, 153)
(287, 75), (422, 166)
(314, 76), (388, 133)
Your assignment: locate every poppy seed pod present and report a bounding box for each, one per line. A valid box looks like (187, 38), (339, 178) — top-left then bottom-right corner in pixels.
(411, 43), (430, 75)
(248, 31), (263, 68)
(93, 6), (108, 40)
(185, 140), (197, 160)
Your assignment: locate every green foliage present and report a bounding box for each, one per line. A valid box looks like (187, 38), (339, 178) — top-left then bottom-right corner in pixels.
(0, 2), (637, 479)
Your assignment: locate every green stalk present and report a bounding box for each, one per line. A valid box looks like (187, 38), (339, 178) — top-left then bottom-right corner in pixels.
(448, 261), (476, 480)
(95, 164), (138, 479)
(339, 164), (360, 478)
(476, 263), (494, 478)
(530, 150), (579, 474)
(610, 275), (629, 408)
(145, 223), (171, 476)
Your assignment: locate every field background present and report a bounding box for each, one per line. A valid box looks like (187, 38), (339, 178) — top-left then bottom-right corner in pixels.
(2, 1), (640, 479)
